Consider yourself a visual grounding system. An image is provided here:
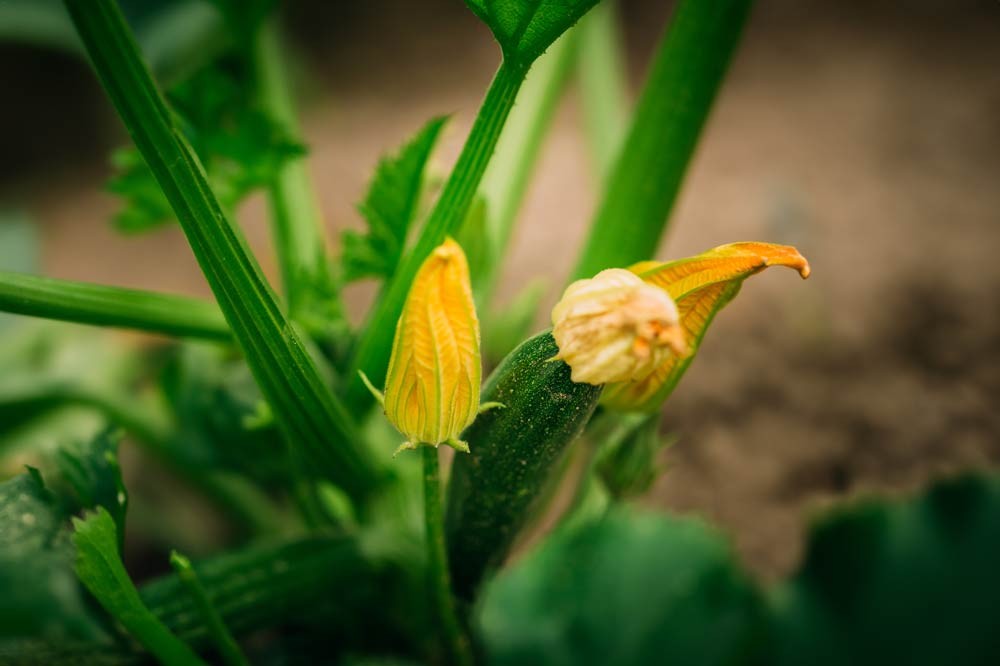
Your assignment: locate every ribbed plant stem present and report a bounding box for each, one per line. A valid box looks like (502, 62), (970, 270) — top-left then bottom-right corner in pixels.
(476, 33), (577, 307)
(346, 61), (526, 411)
(64, 0), (381, 501)
(571, 0), (754, 280)
(423, 447), (473, 666)
(0, 271), (230, 340)
(253, 19), (338, 325)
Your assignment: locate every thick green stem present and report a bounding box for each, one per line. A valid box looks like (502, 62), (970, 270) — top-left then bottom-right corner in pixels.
(423, 447), (473, 666)
(477, 33), (577, 306)
(346, 61), (525, 410)
(576, 0), (630, 181)
(253, 20), (339, 325)
(571, 0), (754, 280)
(0, 271), (230, 340)
(64, 0), (381, 501)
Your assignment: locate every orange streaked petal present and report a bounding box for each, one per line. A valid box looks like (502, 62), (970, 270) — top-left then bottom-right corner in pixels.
(383, 238), (481, 448)
(603, 242), (809, 412)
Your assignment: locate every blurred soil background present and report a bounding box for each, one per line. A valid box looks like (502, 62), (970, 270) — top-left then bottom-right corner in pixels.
(2, 0), (999, 578)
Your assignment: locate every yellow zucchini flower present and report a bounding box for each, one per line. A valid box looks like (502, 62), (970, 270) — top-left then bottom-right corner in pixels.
(551, 268), (688, 385)
(363, 238), (497, 456)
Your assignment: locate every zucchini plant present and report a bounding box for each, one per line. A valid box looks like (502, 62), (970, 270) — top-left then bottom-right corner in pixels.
(2, 1), (995, 665)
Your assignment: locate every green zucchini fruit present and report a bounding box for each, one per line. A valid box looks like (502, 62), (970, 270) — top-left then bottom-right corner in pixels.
(445, 331), (603, 599)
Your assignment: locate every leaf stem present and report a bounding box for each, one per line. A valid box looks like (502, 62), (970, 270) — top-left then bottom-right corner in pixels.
(476, 33), (577, 306)
(64, 0), (381, 501)
(423, 446), (473, 666)
(571, 0), (754, 280)
(346, 60), (526, 410)
(253, 19), (340, 325)
(170, 551), (250, 666)
(0, 270), (230, 340)
(576, 0), (630, 181)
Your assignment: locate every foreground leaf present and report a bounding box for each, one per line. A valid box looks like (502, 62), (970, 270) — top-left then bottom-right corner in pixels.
(465, 0), (601, 69)
(72, 507), (208, 665)
(342, 117), (447, 283)
(479, 508), (761, 666)
(602, 242), (810, 412)
(55, 429), (128, 546)
(764, 473), (1000, 666)
(0, 470), (108, 644)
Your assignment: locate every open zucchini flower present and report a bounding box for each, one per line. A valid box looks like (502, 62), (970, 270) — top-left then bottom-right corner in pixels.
(551, 268), (688, 385)
(362, 238), (498, 456)
(601, 242), (811, 412)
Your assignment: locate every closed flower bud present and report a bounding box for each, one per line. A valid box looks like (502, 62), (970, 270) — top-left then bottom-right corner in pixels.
(377, 238), (484, 455)
(551, 268), (687, 385)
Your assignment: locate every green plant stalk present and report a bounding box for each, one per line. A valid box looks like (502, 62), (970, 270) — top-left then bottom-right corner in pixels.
(253, 19), (337, 322)
(571, 0), (754, 280)
(476, 32), (577, 306)
(423, 447), (473, 666)
(64, 0), (381, 501)
(170, 551), (250, 666)
(346, 61), (526, 410)
(576, 0), (630, 181)
(0, 271), (230, 340)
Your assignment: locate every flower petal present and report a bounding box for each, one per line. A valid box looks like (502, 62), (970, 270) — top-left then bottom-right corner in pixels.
(602, 242), (809, 412)
(384, 238), (481, 447)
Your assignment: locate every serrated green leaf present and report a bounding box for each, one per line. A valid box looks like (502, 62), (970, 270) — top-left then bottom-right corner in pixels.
(342, 117), (447, 283)
(465, 0), (601, 68)
(479, 508), (762, 666)
(108, 59), (304, 234)
(0, 470), (108, 644)
(73, 507), (208, 666)
(54, 429), (128, 547)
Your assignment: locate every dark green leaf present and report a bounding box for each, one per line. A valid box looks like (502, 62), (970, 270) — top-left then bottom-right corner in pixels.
(342, 116), (447, 283)
(55, 429), (128, 545)
(73, 507), (208, 665)
(0, 470), (109, 644)
(465, 0), (601, 68)
(108, 60), (304, 234)
(159, 344), (287, 485)
(764, 473), (1000, 666)
(479, 508), (762, 666)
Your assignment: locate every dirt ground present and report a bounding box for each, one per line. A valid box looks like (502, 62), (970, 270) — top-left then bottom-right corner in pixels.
(3, 0), (999, 578)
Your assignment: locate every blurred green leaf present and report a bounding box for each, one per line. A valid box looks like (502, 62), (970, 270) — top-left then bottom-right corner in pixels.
(342, 117), (447, 283)
(73, 507), (208, 665)
(479, 508), (762, 666)
(464, 0), (600, 69)
(0, 469), (109, 644)
(108, 59), (304, 234)
(160, 344), (287, 485)
(764, 473), (1000, 666)
(54, 429), (128, 547)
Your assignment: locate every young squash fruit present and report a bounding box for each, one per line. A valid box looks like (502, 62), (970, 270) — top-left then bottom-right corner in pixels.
(445, 331), (603, 599)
